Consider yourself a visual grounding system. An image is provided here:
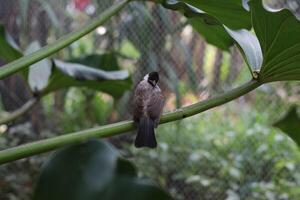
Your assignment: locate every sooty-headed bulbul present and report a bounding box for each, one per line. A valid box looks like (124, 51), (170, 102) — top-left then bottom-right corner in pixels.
(133, 72), (164, 148)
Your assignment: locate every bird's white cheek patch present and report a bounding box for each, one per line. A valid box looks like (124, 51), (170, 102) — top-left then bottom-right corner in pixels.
(143, 74), (149, 81)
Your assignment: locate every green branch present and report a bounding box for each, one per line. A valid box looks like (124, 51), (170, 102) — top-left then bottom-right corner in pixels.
(0, 97), (39, 125)
(0, 0), (129, 80)
(0, 79), (261, 165)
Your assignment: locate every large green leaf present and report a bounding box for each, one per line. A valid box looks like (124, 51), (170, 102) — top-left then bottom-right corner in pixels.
(160, 0), (218, 24)
(156, 0), (251, 51)
(217, 0), (300, 81)
(20, 40), (130, 97)
(249, 0), (300, 82)
(0, 24), (22, 62)
(189, 18), (232, 51)
(41, 57), (131, 98)
(224, 27), (262, 74)
(273, 106), (300, 147)
(33, 140), (173, 200)
(20, 49), (131, 98)
(181, 0), (251, 29)
(70, 52), (120, 71)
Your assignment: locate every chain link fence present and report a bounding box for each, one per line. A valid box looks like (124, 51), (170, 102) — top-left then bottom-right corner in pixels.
(0, 0), (300, 199)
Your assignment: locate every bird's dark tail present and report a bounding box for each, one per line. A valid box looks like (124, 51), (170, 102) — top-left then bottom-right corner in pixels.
(135, 117), (157, 148)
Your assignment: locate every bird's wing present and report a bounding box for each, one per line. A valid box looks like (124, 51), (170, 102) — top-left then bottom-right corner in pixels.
(133, 80), (150, 122)
(147, 89), (165, 127)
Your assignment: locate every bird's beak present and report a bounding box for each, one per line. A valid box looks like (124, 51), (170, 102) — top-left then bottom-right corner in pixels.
(149, 80), (156, 87)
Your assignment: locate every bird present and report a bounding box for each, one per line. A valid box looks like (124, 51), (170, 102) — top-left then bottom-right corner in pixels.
(133, 71), (165, 148)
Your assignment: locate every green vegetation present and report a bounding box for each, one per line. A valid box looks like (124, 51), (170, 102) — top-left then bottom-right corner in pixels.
(34, 140), (172, 200)
(129, 103), (300, 199)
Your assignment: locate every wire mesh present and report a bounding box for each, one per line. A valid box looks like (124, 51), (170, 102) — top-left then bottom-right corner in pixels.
(0, 0), (300, 200)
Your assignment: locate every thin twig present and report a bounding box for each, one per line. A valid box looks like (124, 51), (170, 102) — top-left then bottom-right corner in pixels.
(0, 97), (39, 125)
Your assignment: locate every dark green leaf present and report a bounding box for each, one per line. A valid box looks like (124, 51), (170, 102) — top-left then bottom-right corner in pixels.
(224, 27), (262, 73)
(54, 59), (128, 81)
(155, 0), (251, 51)
(250, 0), (300, 82)
(181, 0), (251, 29)
(103, 177), (172, 200)
(33, 140), (173, 200)
(115, 158), (137, 176)
(0, 24), (22, 62)
(33, 140), (118, 200)
(70, 52), (120, 71)
(190, 19), (232, 51)
(273, 106), (300, 147)
(161, 0), (219, 24)
(23, 46), (131, 96)
(41, 58), (131, 98)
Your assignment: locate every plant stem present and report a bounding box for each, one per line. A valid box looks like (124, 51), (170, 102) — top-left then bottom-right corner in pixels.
(0, 98), (39, 125)
(0, 0), (129, 80)
(161, 79), (261, 123)
(0, 79), (261, 165)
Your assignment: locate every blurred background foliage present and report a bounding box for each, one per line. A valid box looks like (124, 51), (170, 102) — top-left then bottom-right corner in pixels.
(0, 0), (300, 199)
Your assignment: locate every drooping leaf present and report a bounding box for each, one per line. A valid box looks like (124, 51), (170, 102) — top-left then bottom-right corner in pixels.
(70, 52), (120, 71)
(242, 0), (250, 11)
(189, 19), (232, 51)
(25, 41), (52, 92)
(273, 106), (300, 147)
(180, 0), (251, 29)
(41, 58), (131, 98)
(33, 140), (173, 200)
(155, 0), (251, 51)
(224, 27), (262, 74)
(22, 45), (131, 97)
(161, 0), (219, 25)
(53, 59), (128, 81)
(0, 24), (22, 62)
(249, 0), (300, 82)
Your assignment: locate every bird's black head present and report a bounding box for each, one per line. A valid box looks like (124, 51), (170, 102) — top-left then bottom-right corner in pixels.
(147, 71), (159, 87)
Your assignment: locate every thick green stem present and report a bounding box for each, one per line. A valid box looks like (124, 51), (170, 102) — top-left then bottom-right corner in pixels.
(0, 0), (129, 80)
(161, 79), (261, 123)
(0, 80), (261, 165)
